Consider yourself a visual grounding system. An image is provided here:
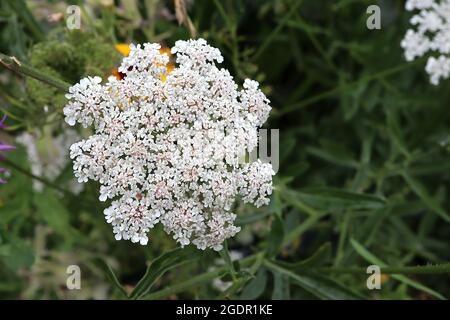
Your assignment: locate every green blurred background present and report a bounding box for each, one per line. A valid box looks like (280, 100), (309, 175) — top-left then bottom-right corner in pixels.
(0, 0), (449, 299)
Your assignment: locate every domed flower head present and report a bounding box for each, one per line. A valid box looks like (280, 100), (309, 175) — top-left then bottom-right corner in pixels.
(401, 0), (450, 85)
(64, 39), (274, 250)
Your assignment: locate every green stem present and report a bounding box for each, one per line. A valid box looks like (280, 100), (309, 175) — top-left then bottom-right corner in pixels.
(145, 209), (323, 300)
(144, 252), (263, 300)
(219, 240), (237, 281)
(6, 0), (45, 42)
(334, 212), (351, 266)
(275, 56), (428, 117)
(283, 212), (325, 247)
(0, 53), (71, 92)
(265, 261), (450, 287)
(143, 211), (449, 299)
(253, 0), (303, 60)
(298, 264), (450, 275)
(213, 0), (234, 36)
(212, 0), (240, 76)
(2, 158), (72, 195)
(293, 12), (339, 75)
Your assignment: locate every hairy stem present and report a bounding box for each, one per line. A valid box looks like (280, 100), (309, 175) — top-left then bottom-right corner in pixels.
(0, 53), (71, 92)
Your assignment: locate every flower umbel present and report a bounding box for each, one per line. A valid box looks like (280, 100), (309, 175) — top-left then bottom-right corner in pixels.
(64, 39), (274, 250)
(401, 0), (450, 85)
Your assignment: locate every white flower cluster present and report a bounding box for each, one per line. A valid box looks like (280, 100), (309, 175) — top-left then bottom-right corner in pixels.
(401, 0), (450, 85)
(63, 39), (274, 250)
(16, 128), (83, 194)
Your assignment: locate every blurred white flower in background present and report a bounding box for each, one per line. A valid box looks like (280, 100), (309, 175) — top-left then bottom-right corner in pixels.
(64, 39), (274, 250)
(401, 0), (450, 85)
(16, 127), (83, 194)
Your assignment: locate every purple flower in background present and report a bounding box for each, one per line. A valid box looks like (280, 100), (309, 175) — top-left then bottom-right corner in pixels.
(0, 115), (15, 184)
(0, 115), (7, 129)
